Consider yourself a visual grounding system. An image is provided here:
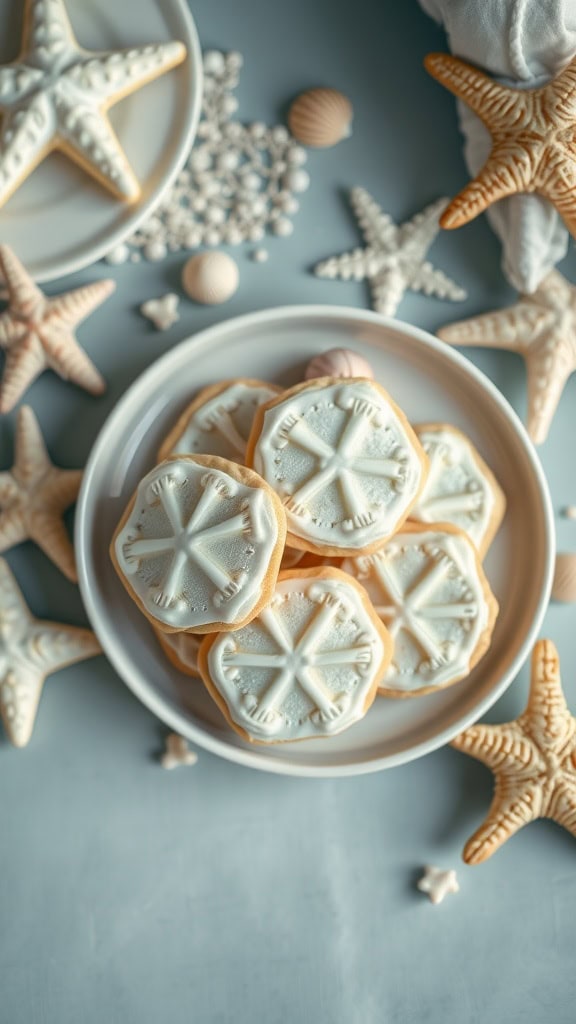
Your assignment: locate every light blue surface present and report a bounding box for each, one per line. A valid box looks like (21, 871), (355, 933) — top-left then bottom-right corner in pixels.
(1, 1), (575, 1021)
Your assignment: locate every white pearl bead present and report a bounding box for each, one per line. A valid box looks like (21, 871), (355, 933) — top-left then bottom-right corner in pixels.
(203, 50), (225, 75)
(273, 217), (293, 237)
(282, 169), (310, 193)
(182, 252), (239, 304)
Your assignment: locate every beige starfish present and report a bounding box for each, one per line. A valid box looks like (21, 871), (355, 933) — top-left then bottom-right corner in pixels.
(451, 639), (576, 865)
(0, 405), (82, 581)
(0, 558), (100, 747)
(0, 245), (113, 413)
(437, 270), (576, 444)
(425, 52), (576, 235)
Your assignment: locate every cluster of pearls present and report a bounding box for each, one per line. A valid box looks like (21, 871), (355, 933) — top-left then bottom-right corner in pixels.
(106, 50), (310, 266)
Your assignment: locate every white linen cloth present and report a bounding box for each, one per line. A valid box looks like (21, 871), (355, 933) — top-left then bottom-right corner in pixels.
(419, 0), (576, 292)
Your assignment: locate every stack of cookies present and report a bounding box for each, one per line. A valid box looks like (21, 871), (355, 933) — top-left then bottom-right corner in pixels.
(110, 367), (504, 745)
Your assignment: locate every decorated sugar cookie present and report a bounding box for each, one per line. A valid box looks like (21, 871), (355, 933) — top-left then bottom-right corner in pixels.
(198, 568), (393, 744)
(344, 524), (498, 696)
(247, 377), (428, 556)
(111, 455), (286, 633)
(410, 424), (506, 558)
(155, 628), (201, 677)
(158, 379), (281, 463)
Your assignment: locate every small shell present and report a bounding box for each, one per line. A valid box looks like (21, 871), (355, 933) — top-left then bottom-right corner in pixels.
(552, 553), (576, 602)
(288, 88), (353, 148)
(304, 347), (375, 380)
(182, 252), (239, 305)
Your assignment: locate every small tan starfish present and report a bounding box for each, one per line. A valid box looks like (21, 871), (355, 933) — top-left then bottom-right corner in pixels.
(451, 639), (576, 865)
(0, 405), (82, 581)
(437, 270), (576, 444)
(0, 244), (113, 412)
(0, 558), (100, 747)
(425, 52), (576, 235)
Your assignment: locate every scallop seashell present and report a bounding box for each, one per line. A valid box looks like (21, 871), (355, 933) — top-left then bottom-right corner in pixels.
(552, 552), (576, 602)
(288, 88), (353, 148)
(304, 347), (375, 381)
(182, 252), (239, 305)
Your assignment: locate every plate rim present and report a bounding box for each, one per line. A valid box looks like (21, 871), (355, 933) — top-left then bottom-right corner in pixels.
(9, 0), (203, 283)
(75, 304), (556, 777)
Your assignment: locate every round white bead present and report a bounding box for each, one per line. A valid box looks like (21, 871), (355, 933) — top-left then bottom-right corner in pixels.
(182, 252), (239, 304)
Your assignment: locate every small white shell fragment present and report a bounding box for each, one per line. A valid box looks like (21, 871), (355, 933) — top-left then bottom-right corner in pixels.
(552, 553), (576, 602)
(250, 248), (269, 263)
(182, 251), (239, 304)
(417, 866), (459, 905)
(563, 506), (576, 520)
(140, 293), (180, 331)
(160, 733), (198, 769)
(304, 347), (375, 380)
(288, 87), (353, 148)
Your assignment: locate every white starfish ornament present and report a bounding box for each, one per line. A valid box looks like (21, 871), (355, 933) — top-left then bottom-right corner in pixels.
(140, 293), (180, 331)
(417, 866), (460, 905)
(0, 558), (101, 747)
(0, 0), (186, 208)
(160, 732), (198, 769)
(314, 188), (466, 316)
(0, 244), (112, 412)
(438, 270), (576, 445)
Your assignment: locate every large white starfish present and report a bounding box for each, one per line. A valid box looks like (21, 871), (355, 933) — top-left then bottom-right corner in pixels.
(314, 188), (466, 316)
(0, 244), (112, 412)
(437, 270), (576, 445)
(0, 0), (186, 208)
(0, 557), (100, 747)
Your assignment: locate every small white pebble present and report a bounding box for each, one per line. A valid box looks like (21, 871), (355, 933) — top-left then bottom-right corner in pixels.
(140, 293), (180, 331)
(161, 732), (198, 769)
(105, 243), (130, 265)
(563, 506), (576, 520)
(251, 248), (269, 263)
(417, 866), (459, 905)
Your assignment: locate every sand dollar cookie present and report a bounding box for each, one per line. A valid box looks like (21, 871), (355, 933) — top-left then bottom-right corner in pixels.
(198, 567), (393, 744)
(344, 524), (498, 696)
(111, 455), (286, 633)
(247, 377), (428, 556)
(158, 379), (281, 463)
(155, 628), (201, 677)
(410, 424), (506, 557)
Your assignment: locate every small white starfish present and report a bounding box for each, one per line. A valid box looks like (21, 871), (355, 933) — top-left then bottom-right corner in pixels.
(160, 732), (198, 769)
(417, 866), (459, 905)
(140, 293), (180, 331)
(0, 0), (186, 207)
(0, 558), (101, 747)
(0, 405), (82, 581)
(314, 188), (466, 316)
(438, 270), (576, 445)
(0, 245), (113, 412)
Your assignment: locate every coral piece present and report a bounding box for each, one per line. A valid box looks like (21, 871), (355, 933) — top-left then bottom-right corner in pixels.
(0, 0), (186, 207)
(160, 733), (198, 768)
(417, 866), (459, 905)
(425, 51), (576, 236)
(140, 294), (180, 330)
(288, 87), (353, 147)
(0, 406), (82, 581)
(304, 348), (374, 380)
(314, 188), (466, 316)
(552, 554), (576, 603)
(451, 639), (576, 864)
(0, 245), (112, 412)
(0, 558), (100, 747)
(437, 269), (576, 445)
(182, 252), (239, 304)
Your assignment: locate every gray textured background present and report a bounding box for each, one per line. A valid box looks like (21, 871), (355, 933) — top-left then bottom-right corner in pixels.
(1, 1), (575, 1021)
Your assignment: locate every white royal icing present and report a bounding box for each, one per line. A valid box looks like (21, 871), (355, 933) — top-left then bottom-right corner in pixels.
(411, 426), (500, 554)
(345, 528), (490, 694)
(115, 459), (280, 631)
(252, 380), (426, 551)
(162, 381), (278, 462)
(205, 573), (387, 742)
(0, 0), (186, 205)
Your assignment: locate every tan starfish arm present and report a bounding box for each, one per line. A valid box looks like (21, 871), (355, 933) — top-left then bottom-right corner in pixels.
(437, 301), (550, 353)
(521, 639), (574, 748)
(424, 53), (526, 131)
(41, 468), (83, 512)
(540, 166), (576, 239)
(439, 147), (534, 230)
(0, 664), (45, 748)
(41, 326), (106, 396)
(0, 558), (32, 626)
(28, 621), (101, 674)
(462, 780), (542, 864)
(28, 512), (77, 582)
(547, 779), (576, 835)
(525, 331), (574, 443)
(547, 54), (576, 121)
(0, 343), (47, 414)
(0, 506), (30, 550)
(0, 244), (44, 317)
(13, 406), (51, 481)
(451, 722), (542, 773)
(47, 279), (115, 331)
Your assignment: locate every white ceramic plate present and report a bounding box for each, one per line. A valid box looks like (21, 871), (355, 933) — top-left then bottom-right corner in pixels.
(0, 0), (202, 282)
(76, 306), (555, 777)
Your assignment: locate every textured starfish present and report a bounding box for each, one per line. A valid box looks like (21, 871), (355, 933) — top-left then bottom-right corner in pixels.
(437, 270), (576, 444)
(0, 558), (100, 747)
(314, 188), (466, 316)
(425, 52), (576, 235)
(0, 244), (113, 412)
(0, 405), (82, 580)
(451, 639), (576, 865)
(417, 866), (459, 905)
(0, 0), (186, 207)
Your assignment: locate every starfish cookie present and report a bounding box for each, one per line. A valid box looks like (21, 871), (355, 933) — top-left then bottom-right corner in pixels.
(437, 270), (576, 444)
(0, 0), (186, 207)
(425, 52), (576, 235)
(0, 244), (112, 412)
(417, 866), (459, 905)
(451, 639), (576, 864)
(0, 558), (100, 747)
(314, 188), (466, 316)
(0, 405), (82, 580)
